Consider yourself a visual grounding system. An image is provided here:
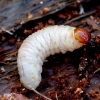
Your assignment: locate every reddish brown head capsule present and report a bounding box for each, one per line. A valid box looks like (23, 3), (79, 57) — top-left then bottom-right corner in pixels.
(74, 27), (91, 44)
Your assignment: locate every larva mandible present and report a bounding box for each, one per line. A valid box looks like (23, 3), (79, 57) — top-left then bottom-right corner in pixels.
(17, 25), (91, 99)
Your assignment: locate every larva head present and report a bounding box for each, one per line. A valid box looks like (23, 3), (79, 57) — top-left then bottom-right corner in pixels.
(74, 27), (91, 44)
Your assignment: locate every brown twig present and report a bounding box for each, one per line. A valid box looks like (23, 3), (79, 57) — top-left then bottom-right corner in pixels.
(65, 9), (96, 24)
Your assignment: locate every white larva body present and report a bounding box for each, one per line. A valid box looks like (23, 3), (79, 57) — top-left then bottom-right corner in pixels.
(17, 25), (84, 99)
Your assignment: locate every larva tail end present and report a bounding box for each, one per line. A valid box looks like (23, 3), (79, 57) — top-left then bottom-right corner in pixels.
(74, 27), (91, 44)
(31, 88), (52, 100)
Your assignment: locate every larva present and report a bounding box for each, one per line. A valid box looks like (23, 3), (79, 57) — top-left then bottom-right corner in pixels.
(17, 25), (90, 99)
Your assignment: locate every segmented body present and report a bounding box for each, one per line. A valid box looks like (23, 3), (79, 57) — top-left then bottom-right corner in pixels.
(17, 25), (84, 91)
